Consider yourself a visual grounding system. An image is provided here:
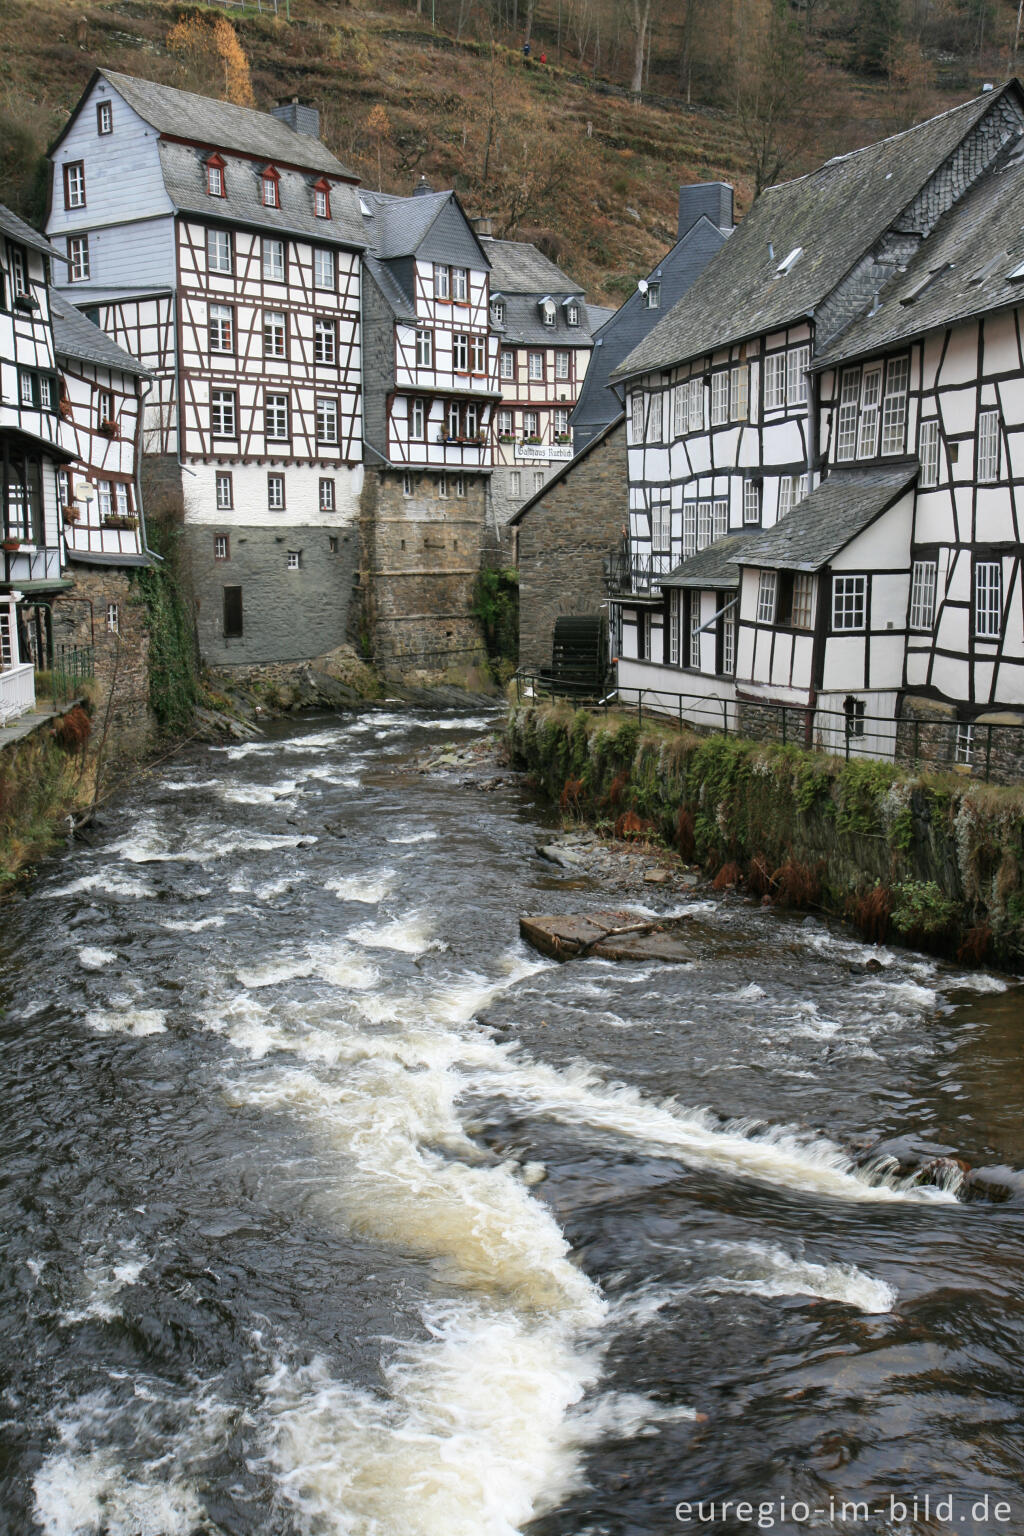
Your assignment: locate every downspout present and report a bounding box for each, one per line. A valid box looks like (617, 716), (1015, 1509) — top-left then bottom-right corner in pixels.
(134, 374), (162, 562)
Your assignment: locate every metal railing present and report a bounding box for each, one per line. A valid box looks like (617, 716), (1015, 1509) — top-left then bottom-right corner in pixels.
(0, 662), (35, 727)
(514, 671), (1024, 783)
(604, 550), (674, 596)
(52, 645), (94, 705)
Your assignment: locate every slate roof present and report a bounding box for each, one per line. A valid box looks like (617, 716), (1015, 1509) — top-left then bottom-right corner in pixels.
(494, 293), (599, 346)
(660, 533), (754, 588)
(587, 303), (616, 334)
(814, 134), (1024, 368)
(98, 70), (353, 177)
(730, 464), (918, 572)
(0, 203), (64, 262)
(612, 86), (1016, 383)
(364, 254), (416, 323)
(480, 237), (580, 295)
(359, 189), (485, 262)
(50, 289), (152, 377)
(158, 141), (366, 247)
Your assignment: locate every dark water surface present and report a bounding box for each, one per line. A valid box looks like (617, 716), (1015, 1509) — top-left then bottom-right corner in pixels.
(1, 709), (1022, 1536)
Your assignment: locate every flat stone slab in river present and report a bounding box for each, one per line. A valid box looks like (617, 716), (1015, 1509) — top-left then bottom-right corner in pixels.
(519, 909), (694, 963)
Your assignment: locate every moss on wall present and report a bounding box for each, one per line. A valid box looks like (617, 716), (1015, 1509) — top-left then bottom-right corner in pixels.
(136, 524), (200, 736)
(0, 711), (95, 888)
(508, 703), (1024, 969)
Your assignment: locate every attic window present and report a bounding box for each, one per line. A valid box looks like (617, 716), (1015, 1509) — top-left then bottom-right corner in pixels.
(262, 167), (281, 208)
(206, 155), (226, 198)
(358, 196), (372, 217)
(491, 298), (506, 324)
(566, 303), (579, 326)
(313, 180), (331, 219)
(900, 263), (950, 305)
(1006, 256), (1024, 284)
(645, 281), (661, 309)
(540, 298), (556, 327)
(775, 246), (803, 277)
(96, 100), (113, 136)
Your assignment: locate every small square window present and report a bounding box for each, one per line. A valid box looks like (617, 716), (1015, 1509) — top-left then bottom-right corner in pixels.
(214, 534), (230, 560)
(287, 550), (301, 570)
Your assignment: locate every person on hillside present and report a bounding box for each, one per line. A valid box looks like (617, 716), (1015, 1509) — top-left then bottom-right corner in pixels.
(522, 38), (531, 56)
(540, 51), (547, 63)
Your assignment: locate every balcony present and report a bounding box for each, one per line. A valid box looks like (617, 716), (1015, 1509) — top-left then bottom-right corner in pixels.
(0, 661), (35, 726)
(604, 550), (674, 597)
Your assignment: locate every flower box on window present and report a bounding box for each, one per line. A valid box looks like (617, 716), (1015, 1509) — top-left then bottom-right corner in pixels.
(521, 435), (542, 445)
(98, 418), (119, 438)
(2, 538), (22, 552)
(102, 513), (138, 531)
(554, 433), (572, 443)
(498, 434), (516, 444)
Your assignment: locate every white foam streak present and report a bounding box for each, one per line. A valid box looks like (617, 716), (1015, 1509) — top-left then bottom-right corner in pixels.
(326, 869), (396, 903)
(85, 1006), (167, 1038)
(698, 1240), (897, 1314)
(348, 911), (438, 955)
(78, 947), (116, 972)
(33, 1452), (202, 1536)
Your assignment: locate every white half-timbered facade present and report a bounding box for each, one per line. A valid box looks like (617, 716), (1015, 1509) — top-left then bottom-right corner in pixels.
(608, 84), (1024, 769)
(47, 70), (366, 666)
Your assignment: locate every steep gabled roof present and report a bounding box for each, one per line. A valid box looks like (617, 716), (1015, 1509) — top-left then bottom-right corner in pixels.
(613, 86), (1020, 382)
(56, 70), (354, 179)
(0, 203), (65, 261)
(480, 237), (580, 295)
(731, 464), (918, 572)
(51, 289), (152, 377)
(359, 189), (488, 266)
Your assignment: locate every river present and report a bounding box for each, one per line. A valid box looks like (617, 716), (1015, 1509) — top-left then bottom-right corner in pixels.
(1, 708), (1022, 1536)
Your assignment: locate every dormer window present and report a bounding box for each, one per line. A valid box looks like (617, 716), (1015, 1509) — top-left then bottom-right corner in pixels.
(262, 167), (280, 208)
(206, 155), (226, 198)
(645, 281), (660, 309)
(491, 298), (505, 325)
(313, 179), (331, 219)
(540, 297), (556, 327)
(566, 302), (579, 326)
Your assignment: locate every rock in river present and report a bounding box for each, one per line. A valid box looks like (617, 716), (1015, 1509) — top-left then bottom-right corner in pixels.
(519, 909), (695, 963)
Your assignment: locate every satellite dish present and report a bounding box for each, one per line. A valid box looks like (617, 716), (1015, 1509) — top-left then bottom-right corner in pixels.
(637, 279), (648, 294)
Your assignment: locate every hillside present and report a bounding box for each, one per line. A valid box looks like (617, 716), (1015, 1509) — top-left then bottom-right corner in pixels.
(0, 0), (1012, 304)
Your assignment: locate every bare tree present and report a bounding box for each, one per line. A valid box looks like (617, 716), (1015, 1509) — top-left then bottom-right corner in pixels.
(734, 0), (812, 192)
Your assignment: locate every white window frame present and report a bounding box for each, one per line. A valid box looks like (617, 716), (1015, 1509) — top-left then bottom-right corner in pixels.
(555, 351), (570, 381)
(268, 474), (285, 510)
(786, 345), (809, 406)
(648, 391), (663, 443)
(207, 228), (232, 274)
(65, 161), (86, 209)
(721, 608), (736, 675)
(471, 334), (486, 374)
(509, 470), (522, 498)
(402, 472), (413, 498)
(669, 589), (680, 664)
(412, 397), (426, 439)
(651, 495), (670, 551)
(713, 498), (728, 540)
(286, 550), (301, 570)
(764, 353), (786, 412)
(265, 392), (290, 442)
(264, 310), (286, 359)
(500, 350), (514, 380)
(415, 330), (433, 369)
(314, 248), (334, 290)
(683, 503), (696, 558)
(857, 366), (882, 458)
(689, 603), (701, 669)
(918, 418), (940, 488)
(68, 234), (90, 283)
(909, 560), (937, 630)
(434, 265), (450, 301)
(319, 478), (335, 512)
(453, 334), (469, 373)
(630, 392), (644, 442)
(880, 355), (909, 456)
(697, 500), (713, 550)
(743, 478), (760, 524)
(452, 267), (468, 303)
(106, 602), (119, 634)
(688, 376), (703, 432)
(711, 370), (729, 426)
(528, 352), (544, 382)
(215, 474), (232, 512)
(974, 561), (1001, 639)
(497, 408), (513, 436)
(523, 409), (539, 438)
(210, 389), (237, 438)
(791, 573), (814, 629)
(314, 318), (336, 365)
(955, 722), (975, 765)
(977, 410), (1000, 482)
(214, 533), (229, 559)
(263, 238), (286, 282)
(316, 396), (339, 446)
(209, 303), (233, 354)
(756, 570), (777, 624)
(832, 574), (867, 632)
(97, 100), (113, 135)
(730, 364), (748, 422)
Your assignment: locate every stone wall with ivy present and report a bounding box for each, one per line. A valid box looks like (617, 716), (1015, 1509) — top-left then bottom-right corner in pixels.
(507, 703), (1024, 970)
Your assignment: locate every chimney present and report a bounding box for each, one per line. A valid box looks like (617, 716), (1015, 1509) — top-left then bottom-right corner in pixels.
(677, 181), (734, 242)
(471, 215), (494, 238)
(271, 97), (321, 140)
(412, 175), (433, 197)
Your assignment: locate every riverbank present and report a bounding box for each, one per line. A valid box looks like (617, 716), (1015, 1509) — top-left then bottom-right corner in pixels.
(506, 701), (1024, 971)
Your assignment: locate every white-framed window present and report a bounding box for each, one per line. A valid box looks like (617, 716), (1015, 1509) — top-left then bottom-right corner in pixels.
(743, 478), (760, 524)
(688, 376), (703, 432)
(97, 481), (112, 520)
(207, 227), (232, 274)
(673, 383), (686, 437)
(264, 310), (286, 359)
(500, 350), (514, 380)
(689, 604), (701, 668)
(555, 351), (570, 381)
(832, 573), (867, 631)
(909, 560), (937, 630)
(319, 478), (335, 512)
(19, 373), (34, 407)
(206, 159), (224, 197)
(977, 410), (1000, 482)
(471, 334), (486, 374)
(533, 470), (545, 493)
(412, 398), (426, 438)
(651, 495), (670, 550)
(730, 364), (748, 422)
(554, 407), (569, 435)
(97, 100), (113, 135)
(711, 370), (730, 425)
(918, 418), (940, 488)
(764, 353), (786, 411)
(316, 397), (339, 445)
(857, 366), (882, 458)
(265, 392), (289, 441)
(9, 247), (27, 297)
(214, 533), (229, 559)
(757, 570), (777, 624)
(510, 471), (522, 497)
(68, 234), (90, 283)
(314, 318), (336, 364)
(268, 474), (285, 510)
(880, 355), (909, 455)
(286, 550), (301, 570)
(209, 303), (233, 354)
(630, 391), (644, 442)
(314, 248), (334, 289)
(438, 473), (449, 499)
(669, 590), (681, 664)
(64, 161), (86, 209)
(683, 503), (696, 559)
(455, 474), (466, 497)
(721, 608), (736, 675)
(648, 391), (663, 442)
(402, 472), (413, 497)
(955, 722), (975, 765)
(786, 345), (809, 406)
(115, 484), (129, 520)
(453, 334), (469, 372)
(542, 304), (555, 328)
(210, 389), (236, 438)
(314, 185), (330, 219)
(697, 500), (713, 550)
(791, 573), (814, 629)
(524, 410), (539, 437)
(528, 352), (544, 382)
(447, 400), (461, 438)
(464, 401), (479, 437)
(835, 368), (859, 460)
(778, 476), (793, 520)
(646, 281), (661, 309)
(263, 238), (286, 281)
(106, 602), (119, 634)
(566, 303), (579, 325)
(497, 408), (513, 436)
(415, 330), (433, 368)
(262, 171), (280, 208)
(713, 499), (728, 540)
(974, 560), (1001, 638)
(39, 376), (53, 411)
(794, 473), (808, 506)
(491, 298), (505, 325)
(434, 265), (450, 300)
(452, 267), (468, 303)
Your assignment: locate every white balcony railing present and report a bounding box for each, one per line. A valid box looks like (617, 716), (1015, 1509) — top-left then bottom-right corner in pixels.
(0, 662), (35, 726)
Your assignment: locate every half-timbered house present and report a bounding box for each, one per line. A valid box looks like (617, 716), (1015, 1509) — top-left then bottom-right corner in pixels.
(47, 71), (366, 668)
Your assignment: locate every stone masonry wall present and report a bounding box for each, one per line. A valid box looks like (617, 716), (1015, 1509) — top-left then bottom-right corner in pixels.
(516, 420), (626, 672)
(51, 566), (154, 758)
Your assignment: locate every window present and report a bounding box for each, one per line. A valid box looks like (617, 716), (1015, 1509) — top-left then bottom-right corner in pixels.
(688, 377), (703, 432)
(835, 368), (859, 461)
(743, 478), (760, 524)
(845, 699), (866, 737)
(832, 574), (867, 631)
(316, 397), (339, 445)
(319, 478), (335, 512)
(955, 722), (975, 765)
(645, 281), (661, 310)
(669, 590), (681, 665)
(206, 158), (225, 197)
(262, 169), (280, 208)
(974, 561), (1001, 638)
(673, 383), (686, 437)
(97, 100), (113, 135)
(631, 392), (644, 442)
(438, 474), (449, 499)
(523, 410), (539, 438)
(778, 476), (793, 520)
(214, 534), (230, 560)
(209, 303), (233, 354)
(682, 503), (696, 558)
(215, 474), (233, 512)
(786, 345), (809, 406)
(791, 573), (814, 629)
(434, 265), (450, 301)
(464, 401), (479, 437)
(207, 228), (232, 274)
(651, 496), (670, 550)
(97, 481), (112, 521)
(39, 376), (53, 411)
(730, 364), (748, 422)
(566, 303), (579, 326)
(757, 570), (777, 623)
(880, 356), (909, 455)
(264, 311), (286, 359)
(528, 352), (544, 382)
(314, 248), (334, 290)
(510, 471), (522, 497)
(313, 183), (330, 219)
(286, 550), (301, 570)
(555, 351), (570, 381)
(263, 238), (285, 281)
(96, 389), (114, 429)
(764, 353), (786, 411)
(211, 389), (236, 438)
(711, 371), (730, 425)
(223, 586), (243, 639)
(415, 330), (433, 369)
(534, 471), (545, 493)
(402, 473), (413, 497)
(697, 500), (713, 550)
(497, 408), (513, 436)
(977, 410), (1000, 482)
(713, 499), (728, 540)
(455, 474), (466, 497)
(64, 162), (86, 210)
(689, 604), (701, 668)
(648, 392), (663, 442)
(68, 235), (90, 283)
(106, 603), (119, 634)
(452, 268), (468, 303)
(268, 474), (286, 510)
(542, 304), (555, 328)
(447, 400), (461, 438)
(492, 299), (506, 325)
(314, 318), (336, 364)
(453, 334), (469, 373)
(19, 373), (34, 408)
(471, 335), (486, 374)
(915, 417), (940, 489)
(265, 393), (289, 442)
(909, 559), (937, 630)
(721, 606), (736, 675)
(328, 536), (338, 553)
(500, 350), (515, 380)
(554, 407), (569, 435)
(409, 397), (425, 439)
(855, 366), (882, 459)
